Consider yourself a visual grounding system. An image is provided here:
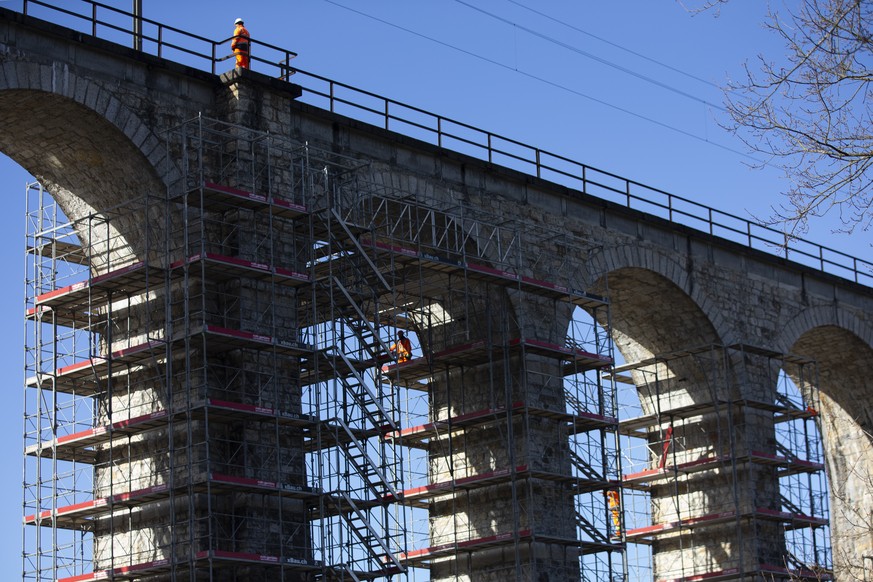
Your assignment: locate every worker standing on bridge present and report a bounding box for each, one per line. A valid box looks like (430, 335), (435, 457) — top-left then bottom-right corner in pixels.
(231, 18), (250, 69)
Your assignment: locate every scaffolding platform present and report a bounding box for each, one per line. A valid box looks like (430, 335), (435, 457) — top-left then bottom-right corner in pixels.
(58, 549), (326, 582)
(383, 336), (613, 388)
(170, 252), (310, 286)
(364, 238), (608, 309)
(383, 402), (526, 447)
(625, 507), (828, 543)
(397, 529), (533, 566)
(26, 261), (163, 327)
(622, 455), (732, 488)
(180, 182), (309, 219)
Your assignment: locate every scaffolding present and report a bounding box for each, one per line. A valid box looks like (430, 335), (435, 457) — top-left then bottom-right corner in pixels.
(23, 116), (626, 581)
(617, 344), (832, 581)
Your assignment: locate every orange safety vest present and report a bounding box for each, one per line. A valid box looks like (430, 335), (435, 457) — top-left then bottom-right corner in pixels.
(392, 337), (412, 361)
(606, 490), (621, 535)
(231, 25), (250, 53)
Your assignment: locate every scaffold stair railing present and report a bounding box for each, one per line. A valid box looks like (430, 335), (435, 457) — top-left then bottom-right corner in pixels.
(330, 350), (397, 433)
(577, 510), (611, 544)
(326, 208), (391, 292)
(346, 316), (392, 358)
(570, 447), (603, 482)
(775, 441), (801, 464)
(780, 494), (804, 516)
(339, 492), (404, 572)
(333, 418), (400, 500)
(564, 387), (586, 415)
(335, 565), (363, 582)
(784, 549), (818, 574)
(775, 390), (802, 411)
(332, 277), (393, 356)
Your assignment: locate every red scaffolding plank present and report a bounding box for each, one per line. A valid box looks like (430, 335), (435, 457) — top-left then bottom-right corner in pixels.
(623, 455), (733, 486)
(25, 409), (169, 463)
(625, 510), (737, 541)
(33, 261), (161, 317)
(194, 182), (309, 220)
(754, 507), (828, 529)
(759, 563), (833, 580)
(627, 507), (828, 542)
(385, 465), (528, 506)
(398, 529), (533, 564)
(383, 336), (612, 388)
(384, 402), (525, 446)
(656, 567), (741, 582)
(26, 470), (320, 530)
(24, 482), (172, 527)
(507, 337), (612, 370)
(170, 252), (310, 286)
(25, 339), (166, 395)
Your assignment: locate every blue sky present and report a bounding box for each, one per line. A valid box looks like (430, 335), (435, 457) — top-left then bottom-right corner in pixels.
(2, 0), (866, 575)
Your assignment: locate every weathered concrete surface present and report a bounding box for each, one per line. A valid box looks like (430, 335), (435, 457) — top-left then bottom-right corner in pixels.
(4, 5), (872, 580)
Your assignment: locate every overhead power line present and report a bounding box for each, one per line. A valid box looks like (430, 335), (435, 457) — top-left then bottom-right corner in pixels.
(452, 0), (728, 113)
(503, 0), (723, 91)
(320, 0), (758, 162)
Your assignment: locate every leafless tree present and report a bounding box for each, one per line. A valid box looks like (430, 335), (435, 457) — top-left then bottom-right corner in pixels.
(685, 0), (873, 237)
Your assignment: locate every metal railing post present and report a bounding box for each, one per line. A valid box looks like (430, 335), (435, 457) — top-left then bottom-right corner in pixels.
(330, 82), (335, 113)
(132, 0), (143, 51)
(91, 3), (97, 37)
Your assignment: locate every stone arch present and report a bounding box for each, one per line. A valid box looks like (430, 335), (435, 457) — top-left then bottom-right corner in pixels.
(590, 264), (722, 395)
(0, 60), (170, 266)
(781, 315), (873, 580)
(586, 244), (735, 346)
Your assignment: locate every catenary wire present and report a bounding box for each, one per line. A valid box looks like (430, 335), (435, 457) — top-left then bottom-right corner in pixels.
(503, 0), (724, 91)
(452, 0), (729, 113)
(320, 0), (759, 162)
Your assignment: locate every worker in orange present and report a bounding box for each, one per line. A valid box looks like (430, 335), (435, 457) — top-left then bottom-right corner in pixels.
(231, 18), (250, 69)
(389, 331), (412, 363)
(606, 490), (622, 537)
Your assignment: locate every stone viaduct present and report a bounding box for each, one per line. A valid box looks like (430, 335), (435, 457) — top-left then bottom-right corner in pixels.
(4, 5), (872, 581)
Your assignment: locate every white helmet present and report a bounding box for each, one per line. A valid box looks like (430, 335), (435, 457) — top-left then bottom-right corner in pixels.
(234, 18), (244, 25)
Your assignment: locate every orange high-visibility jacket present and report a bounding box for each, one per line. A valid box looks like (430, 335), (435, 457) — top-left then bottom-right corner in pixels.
(392, 337), (412, 360)
(231, 24), (250, 52)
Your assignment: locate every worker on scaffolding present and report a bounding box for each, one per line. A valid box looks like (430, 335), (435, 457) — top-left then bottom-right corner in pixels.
(231, 18), (250, 69)
(389, 331), (412, 363)
(380, 331), (413, 375)
(606, 490), (622, 538)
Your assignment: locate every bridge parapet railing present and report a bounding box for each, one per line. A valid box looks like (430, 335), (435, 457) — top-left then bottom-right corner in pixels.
(13, 0), (873, 287)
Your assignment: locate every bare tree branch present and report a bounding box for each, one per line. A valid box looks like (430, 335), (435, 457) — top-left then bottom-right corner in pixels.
(683, 0), (873, 237)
